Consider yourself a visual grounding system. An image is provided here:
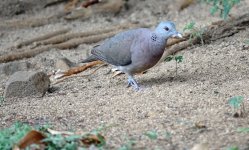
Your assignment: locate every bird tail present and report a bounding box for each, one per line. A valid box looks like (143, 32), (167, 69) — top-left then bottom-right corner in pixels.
(78, 55), (98, 63)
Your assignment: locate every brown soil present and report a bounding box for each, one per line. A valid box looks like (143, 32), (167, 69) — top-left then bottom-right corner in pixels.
(1, 0), (249, 149)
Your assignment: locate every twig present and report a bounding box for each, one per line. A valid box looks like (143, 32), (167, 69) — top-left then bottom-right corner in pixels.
(44, 0), (68, 8)
(61, 60), (104, 77)
(52, 62), (106, 85)
(16, 28), (71, 48)
(81, 0), (101, 8)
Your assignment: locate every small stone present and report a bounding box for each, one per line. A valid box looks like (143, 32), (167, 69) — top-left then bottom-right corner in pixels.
(0, 61), (32, 76)
(4, 71), (50, 99)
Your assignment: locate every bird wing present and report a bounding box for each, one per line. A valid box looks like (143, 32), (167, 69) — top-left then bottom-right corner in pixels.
(91, 29), (141, 66)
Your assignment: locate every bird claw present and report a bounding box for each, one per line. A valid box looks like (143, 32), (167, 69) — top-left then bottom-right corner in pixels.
(127, 77), (140, 91)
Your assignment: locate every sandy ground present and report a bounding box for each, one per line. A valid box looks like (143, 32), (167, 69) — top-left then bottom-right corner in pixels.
(1, 0), (249, 149)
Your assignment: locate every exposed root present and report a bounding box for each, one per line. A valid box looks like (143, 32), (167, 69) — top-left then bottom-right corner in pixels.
(64, 0), (124, 20)
(0, 46), (51, 63)
(166, 36), (189, 47)
(0, 14), (65, 30)
(16, 28), (71, 48)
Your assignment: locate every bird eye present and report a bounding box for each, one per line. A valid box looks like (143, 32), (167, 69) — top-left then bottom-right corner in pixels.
(164, 27), (169, 31)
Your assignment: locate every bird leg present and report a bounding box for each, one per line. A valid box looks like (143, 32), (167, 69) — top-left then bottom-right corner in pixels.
(127, 75), (140, 91)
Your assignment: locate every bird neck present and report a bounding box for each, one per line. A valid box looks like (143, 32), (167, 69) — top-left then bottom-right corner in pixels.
(151, 32), (168, 45)
(154, 29), (169, 39)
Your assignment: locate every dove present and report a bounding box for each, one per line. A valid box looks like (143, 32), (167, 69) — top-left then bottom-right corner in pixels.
(80, 21), (182, 91)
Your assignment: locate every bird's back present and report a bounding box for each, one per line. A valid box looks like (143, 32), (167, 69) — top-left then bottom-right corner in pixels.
(91, 28), (151, 66)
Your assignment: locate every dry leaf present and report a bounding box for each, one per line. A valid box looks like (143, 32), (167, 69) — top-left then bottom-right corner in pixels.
(179, 0), (196, 10)
(81, 134), (105, 146)
(17, 130), (46, 149)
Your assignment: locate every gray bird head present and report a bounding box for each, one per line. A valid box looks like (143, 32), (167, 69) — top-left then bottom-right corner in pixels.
(155, 21), (182, 39)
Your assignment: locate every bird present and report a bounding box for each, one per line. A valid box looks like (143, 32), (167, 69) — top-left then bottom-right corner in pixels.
(80, 21), (182, 91)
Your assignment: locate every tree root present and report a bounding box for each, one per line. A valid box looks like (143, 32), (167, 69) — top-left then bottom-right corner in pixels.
(16, 28), (71, 48)
(0, 46), (51, 63)
(0, 14), (65, 30)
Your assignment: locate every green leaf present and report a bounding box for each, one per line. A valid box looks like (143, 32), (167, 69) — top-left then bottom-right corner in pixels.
(222, 1), (231, 19)
(64, 142), (78, 150)
(226, 146), (239, 150)
(65, 135), (82, 142)
(164, 55), (174, 62)
(183, 22), (195, 31)
(210, 5), (218, 15)
(237, 127), (249, 133)
(175, 55), (183, 63)
(228, 96), (244, 108)
(144, 130), (158, 140)
(96, 134), (106, 147)
(244, 40), (249, 45)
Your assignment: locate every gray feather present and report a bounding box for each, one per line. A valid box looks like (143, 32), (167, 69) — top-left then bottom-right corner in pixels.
(91, 29), (141, 66)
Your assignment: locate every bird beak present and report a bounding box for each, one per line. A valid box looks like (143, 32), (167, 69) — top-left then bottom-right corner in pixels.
(172, 32), (183, 38)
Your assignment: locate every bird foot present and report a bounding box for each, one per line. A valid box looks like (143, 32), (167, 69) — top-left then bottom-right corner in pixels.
(127, 76), (140, 91)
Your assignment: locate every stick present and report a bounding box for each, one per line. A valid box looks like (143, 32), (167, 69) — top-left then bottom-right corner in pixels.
(61, 60), (104, 77)
(52, 62), (106, 85)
